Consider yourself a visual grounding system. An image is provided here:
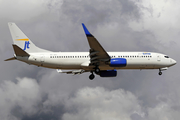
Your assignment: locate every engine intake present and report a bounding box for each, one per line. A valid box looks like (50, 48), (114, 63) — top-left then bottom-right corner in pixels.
(109, 58), (127, 67)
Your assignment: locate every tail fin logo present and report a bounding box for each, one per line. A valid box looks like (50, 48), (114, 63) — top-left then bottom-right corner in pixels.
(16, 38), (30, 50)
(23, 41), (30, 50)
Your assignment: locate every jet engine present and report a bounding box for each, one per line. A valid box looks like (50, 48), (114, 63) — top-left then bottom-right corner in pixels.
(100, 70), (117, 77)
(109, 58), (127, 67)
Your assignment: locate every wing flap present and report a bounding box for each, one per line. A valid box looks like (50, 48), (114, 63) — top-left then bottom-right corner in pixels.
(57, 69), (86, 75)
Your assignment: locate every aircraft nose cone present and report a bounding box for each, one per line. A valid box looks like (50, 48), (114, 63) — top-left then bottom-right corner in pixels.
(171, 59), (177, 65)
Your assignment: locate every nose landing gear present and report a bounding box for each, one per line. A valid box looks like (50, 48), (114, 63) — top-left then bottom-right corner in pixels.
(158, 67), (168, 76)
(158, 68), (163, 75)
(158, 71), (162, 75)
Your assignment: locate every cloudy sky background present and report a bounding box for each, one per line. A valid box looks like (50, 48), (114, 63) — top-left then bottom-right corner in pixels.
(0, 0), (180, 119)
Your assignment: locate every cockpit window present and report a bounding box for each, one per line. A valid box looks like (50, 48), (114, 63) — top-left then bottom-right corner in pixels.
(164, 56), (169, 58)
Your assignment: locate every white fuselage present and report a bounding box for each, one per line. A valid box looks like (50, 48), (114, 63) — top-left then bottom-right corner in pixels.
(16, 52), (176, 71)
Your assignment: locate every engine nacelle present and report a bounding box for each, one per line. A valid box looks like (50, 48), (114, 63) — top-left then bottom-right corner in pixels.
(100, 70), (117, 77)
(109, 58), (127, 67)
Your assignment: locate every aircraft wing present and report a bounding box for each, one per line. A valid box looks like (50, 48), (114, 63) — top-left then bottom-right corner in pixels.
(82, 23), (110, 66)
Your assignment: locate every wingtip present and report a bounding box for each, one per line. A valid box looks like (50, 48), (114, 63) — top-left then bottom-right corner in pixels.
(82, 23), (92, 37)
(8, 22), (14, 25)
(8, 22), (16, 27)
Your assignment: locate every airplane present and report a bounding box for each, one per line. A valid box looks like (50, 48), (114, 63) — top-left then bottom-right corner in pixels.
(5, 23), (176, 80)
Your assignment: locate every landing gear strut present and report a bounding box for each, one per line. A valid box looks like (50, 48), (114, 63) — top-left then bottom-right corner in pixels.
(89, 72), (95, 80)
(158, 67), (168, 75)
(159, 69), (162, 75)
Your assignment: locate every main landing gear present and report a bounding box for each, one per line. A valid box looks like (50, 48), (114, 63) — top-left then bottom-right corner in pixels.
(89, 72), (95, 80)
(94, 67), (100, 74)
(89, 67), (101, 80)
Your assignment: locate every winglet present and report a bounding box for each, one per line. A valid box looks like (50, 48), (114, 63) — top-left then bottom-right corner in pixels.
(82, 23), (93, 37)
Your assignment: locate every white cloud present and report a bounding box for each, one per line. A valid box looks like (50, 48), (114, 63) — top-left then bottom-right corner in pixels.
(0, 77), (41, 120)
(147, 102), (180, 120)
(62, 87), (144, 120)
(0, 77), (180, 120)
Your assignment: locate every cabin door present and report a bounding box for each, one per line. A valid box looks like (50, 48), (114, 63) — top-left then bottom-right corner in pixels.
(40, 55), (45, 63)
(157, 55), (161, 61)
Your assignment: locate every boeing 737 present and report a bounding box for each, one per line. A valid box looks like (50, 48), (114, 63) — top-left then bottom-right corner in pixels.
(5, 23), (176, 80)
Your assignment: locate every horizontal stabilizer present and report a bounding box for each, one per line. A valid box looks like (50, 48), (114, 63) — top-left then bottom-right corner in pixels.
(4, 57), (16, 61)
(12, 44), (29, 56)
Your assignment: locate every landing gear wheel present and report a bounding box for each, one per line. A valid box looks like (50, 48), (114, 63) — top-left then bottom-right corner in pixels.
(95, 68), (100, 74)
(89, 74), (95, 80)
(159, 72), (162, 75)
